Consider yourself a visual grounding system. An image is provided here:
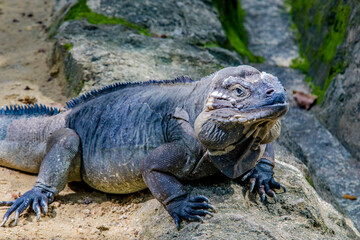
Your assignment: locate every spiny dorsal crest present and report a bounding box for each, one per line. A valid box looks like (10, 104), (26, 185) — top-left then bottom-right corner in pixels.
(65, 76), (194, 109)
(0, 103), (60, 116)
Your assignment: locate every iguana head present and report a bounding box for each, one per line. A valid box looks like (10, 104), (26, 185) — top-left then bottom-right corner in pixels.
(194, 65), (288, 178)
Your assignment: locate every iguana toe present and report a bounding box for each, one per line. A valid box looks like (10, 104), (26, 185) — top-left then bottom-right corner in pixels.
(0, 201), (14, 206)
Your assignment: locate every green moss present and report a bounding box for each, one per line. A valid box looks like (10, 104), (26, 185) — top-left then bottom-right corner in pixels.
(212, 0), (263, 62)
(64, 0), (151, 36)
(290, 56), (310, 73)
(313, 11), (323, 33)
(287, 0), (350, 103)
(286, 0), (316, 30)
(305, 174), (314, 188)
(318, 4), (350, 63)
(203, 42), (221, 48)
(63, 43), (73, 51)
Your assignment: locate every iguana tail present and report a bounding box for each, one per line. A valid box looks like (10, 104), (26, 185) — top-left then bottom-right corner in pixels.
(0, 103), (63, 173)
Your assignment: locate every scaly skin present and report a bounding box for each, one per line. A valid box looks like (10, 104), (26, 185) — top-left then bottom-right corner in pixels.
(0, 65), (288, 229)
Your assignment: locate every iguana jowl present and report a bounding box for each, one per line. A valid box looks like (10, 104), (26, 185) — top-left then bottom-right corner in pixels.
(0, 65), (288, 229)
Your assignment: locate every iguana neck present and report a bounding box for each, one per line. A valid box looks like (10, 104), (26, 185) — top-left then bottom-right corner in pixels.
(173, 75), (213, 124)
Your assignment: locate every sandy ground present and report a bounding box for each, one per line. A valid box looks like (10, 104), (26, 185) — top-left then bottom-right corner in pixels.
(0, 0), (67, 107)
(0, 1), (146, 239)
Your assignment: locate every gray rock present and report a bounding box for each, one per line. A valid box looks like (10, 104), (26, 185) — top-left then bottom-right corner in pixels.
(315, 5), (360, 161)
(287, 0), (360, 163)
(241, 0), (299, 67)
(87, 0), (227, 45)
(134, 155), (359, 239)
(52, 20), (241, 96)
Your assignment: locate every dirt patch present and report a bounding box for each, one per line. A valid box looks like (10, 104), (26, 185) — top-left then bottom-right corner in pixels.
(0, 0), (144, 239)
(0, 0), (67, 107)
(0, 167), (149, 239)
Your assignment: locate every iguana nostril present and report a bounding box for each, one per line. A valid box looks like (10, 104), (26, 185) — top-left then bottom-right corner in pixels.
(266, 89), (275, 95)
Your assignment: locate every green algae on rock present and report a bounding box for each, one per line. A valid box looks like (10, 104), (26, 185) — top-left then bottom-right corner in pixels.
(212, 0), (263, 63)
(64, 0), (152, 36)
(287, 0), (350, 102)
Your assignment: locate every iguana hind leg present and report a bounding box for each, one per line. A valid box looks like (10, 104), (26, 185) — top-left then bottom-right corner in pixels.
(0, 128), (81, 226)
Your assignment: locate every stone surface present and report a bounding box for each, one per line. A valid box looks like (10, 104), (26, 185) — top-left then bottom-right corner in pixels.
(315, 4), (360, 161)
(87, 0), (226, 45)
(51, 0), (241, 97)
(53, 20), (241, 96)
(241, 0), (299, 67)
(135, 155), (359, 239)
(288, 0), (360, 162)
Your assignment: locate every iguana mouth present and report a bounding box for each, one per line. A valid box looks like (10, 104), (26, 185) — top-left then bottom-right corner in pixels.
(207, 102), (289, 124)
(238, 102), (289, 113)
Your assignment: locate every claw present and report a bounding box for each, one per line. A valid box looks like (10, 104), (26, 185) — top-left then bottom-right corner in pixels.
(33, 201), (41, 220)
(241, 169), (254, 182)
(36, 212), (41, 221)
(208, 204), (216, 212)
(280, 184), (287, 193)
(172, 214), (181, 230)
(258, 185), (266, 202)
(197, 216), (204, 223)
(203, 211), (214, 217)
(249, 178), (256, 192)
(14, 211), (19, 226)
(266, 190), (277, 203)
(273, 192), (277, 203)
(0, 216), (8, 227)
(40, 197), (48, 214)
(190, 195), (209, 203)
(260, 193), (266, 202)
(185, 208), (214, 217)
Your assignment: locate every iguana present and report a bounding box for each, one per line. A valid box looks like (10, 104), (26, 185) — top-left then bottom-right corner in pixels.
(0, 65), (288, 229)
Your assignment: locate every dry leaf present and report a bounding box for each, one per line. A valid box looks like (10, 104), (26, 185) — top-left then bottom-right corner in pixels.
(18, 95), (37, 104)
(343, 194), (357, 200)
(293, 90), (317, 110)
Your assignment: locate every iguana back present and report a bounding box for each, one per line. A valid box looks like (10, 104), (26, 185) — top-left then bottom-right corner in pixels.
(65, 79), (209, 193)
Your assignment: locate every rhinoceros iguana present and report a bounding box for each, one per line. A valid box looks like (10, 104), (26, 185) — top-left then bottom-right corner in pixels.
(0, 65), (288, 229)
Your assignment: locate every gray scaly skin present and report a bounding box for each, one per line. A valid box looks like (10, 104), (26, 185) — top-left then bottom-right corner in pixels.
(0, 65), (288, 229)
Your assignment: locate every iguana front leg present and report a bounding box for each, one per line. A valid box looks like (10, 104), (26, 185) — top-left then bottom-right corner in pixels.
(142, 142), (214, 230)
(0, 128), (80, 226)
(241, 142), (286, 202)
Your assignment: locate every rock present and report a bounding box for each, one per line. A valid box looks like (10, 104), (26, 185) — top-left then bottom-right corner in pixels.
(241, 0), (299, 67)
(50, 0), (238, 96)
(53, 20), (241, 96)
(133, 150), (359, 239)
(87, 0), (227, 45)
(314, 4), (360, 161)
(287, 0), (360, 162)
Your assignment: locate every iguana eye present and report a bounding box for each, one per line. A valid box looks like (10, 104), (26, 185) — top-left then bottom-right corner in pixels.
(233, 86), (246, 97)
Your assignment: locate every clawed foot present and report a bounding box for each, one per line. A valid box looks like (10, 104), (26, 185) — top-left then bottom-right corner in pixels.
(0, 187), (53, 227)
(241, 159), (286, 203)
(167, 195), (215, 230)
